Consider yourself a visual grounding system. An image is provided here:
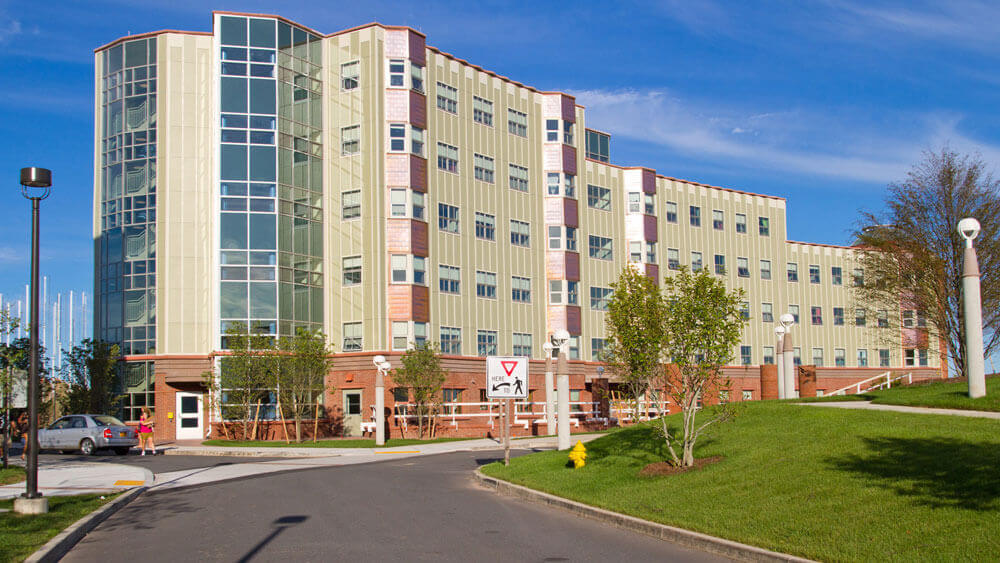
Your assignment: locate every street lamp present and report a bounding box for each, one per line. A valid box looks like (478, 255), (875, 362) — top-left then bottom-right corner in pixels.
(372, 355), (391, 446)
(779, 313), (795, 399)
(958, 218), (986, 398)
(541, 340), (555, 435)
(552, 329), (571, 450)
(16, 167), (51, 515)
(774, 325), (786, 399)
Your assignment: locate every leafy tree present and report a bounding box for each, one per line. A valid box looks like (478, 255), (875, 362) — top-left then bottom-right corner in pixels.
(658, 267), (746, 467)
(855, 147), (1000, 377)
(391, 342), (446, 438)
(604, 263), (666, 422)
(215, 323), (276, 440)
(61, 339), (121, 415)
(0, 312), (20, 468)
(276, 328), (334, 443)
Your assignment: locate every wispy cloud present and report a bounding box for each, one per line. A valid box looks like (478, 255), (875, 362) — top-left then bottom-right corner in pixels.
(828, 0), (1000, 51)
(0, 246), (24, 264)
(0, 11), (23, 43)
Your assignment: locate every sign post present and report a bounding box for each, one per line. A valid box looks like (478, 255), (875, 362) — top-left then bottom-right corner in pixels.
(486, 356), (528, 466)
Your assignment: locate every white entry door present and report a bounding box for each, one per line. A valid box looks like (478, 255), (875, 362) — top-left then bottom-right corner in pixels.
(176, 392), (204, 440)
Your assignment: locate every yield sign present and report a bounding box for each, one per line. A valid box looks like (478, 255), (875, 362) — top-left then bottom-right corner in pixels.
(486, 356), (529, 399)
(501, 361), (519, 377)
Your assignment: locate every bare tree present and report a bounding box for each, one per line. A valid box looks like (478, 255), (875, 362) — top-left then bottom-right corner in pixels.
(216, 323), (275, 440)
(276, 328), (334, 443)
(392, 343), (446, 439)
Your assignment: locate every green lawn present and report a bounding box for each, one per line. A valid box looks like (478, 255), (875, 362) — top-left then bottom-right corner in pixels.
(482, 401), (1000, 562)
(805, 375), (1000, 412)
(0, 494), (119, 562)
(202, 436), (479, 448)
(0, 467), (26, 485)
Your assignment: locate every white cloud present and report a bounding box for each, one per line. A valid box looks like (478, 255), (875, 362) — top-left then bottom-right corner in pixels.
(0, 13), (22, 43)
(829, 0), (1000, 51)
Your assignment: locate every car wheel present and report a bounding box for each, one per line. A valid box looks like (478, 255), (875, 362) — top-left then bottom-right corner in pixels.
(80, 438), (96, 456)
(113, 447), (131, 456)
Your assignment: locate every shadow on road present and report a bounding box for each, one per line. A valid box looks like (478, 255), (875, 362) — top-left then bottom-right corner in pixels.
(237, 515), (309, 562)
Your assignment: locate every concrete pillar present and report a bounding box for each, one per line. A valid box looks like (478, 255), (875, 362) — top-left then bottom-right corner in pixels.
(963, 246), (986, 398)
(557, 347), (570, 450)
(776, 335), (785, 398)
(783, 331), (796, 398)
(797, 365), (817, 398)
(544, 350), (555, 434)
(375, 369), (385, 446)
(760, 364), (779, 400)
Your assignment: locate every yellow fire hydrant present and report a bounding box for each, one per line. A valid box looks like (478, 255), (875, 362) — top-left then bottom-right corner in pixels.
(568, 440), (587, 469)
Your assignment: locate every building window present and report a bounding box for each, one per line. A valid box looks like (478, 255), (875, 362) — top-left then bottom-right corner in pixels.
(879, 349), (890, 367)
(787, 262), (798, 282)
(507, 108), (528, 137)
(585, 129), (610, 162)
(587, 185), (611, 211)
(627, 192), (641, 213)
(855, 308), (866, 327)
(858, 349), (868, 367)
(904, 348), (930, 367)
(668, 248), (680, 270)
(473, 96), (493, 126)
(739, 346), (752, 365)
(690, 205), (701, 227)
(390, 254), (426, 285)
(437, 142), (458, 173)
(628, 241), (642, 263)
(436, 82), (458, 114)
(591, 338), (606, 361)
(440, 326), (461, 355)
(388, 59), (406, 87)
(512, 276), (531, 303)
(342, 256), (362, 285)
(665, 201), (678, 223)
(546, 119), (574, 144)
(644, 194), (655, 215)
(877, 310), (889, 328)
(740, 302), (750, 320)
(759, 217), (770, 236)
(513, 332), (532, 357)
(646, 241), (657, 264)
(835, 348), (846, 367)
(763, 346), (775, 365)
(388, 123), (406, 152)
(392, 321), (408, 350)
(548, 280), (578, 305)
(547, 225), (577, 251)
(831, 266), (843, 286)
(509, 164), (529, 192)
(342, 322), (362, 351)
(474, 153), (495, 183)
(760, 260), (771, 280)
(341, 125), (360, 155)
(789, 304), (800, 324)
(438, 203), (459, 234)
(341, 190), (360, 219)
(691, 251), (703, 272)
(476, 270), (497, 299)
(813, 347), (824, 367)
(853, 268), (864, 287)
(341, 61), (359, 91)
(833, 307), (845, 326)
(589, 235), (613, 261)
(902, 310), (915, 328)
(439, 264), (460, 294)
(735, 213), (747, 234)
(475, 212), (496, 241)
(510, 219), (530, 247)
(477, 330), (498, 356)
(737, 257), (750, 278)
(390, 189), (424, 220)
(713, 210), (724, 230)
(547, 172), (576, 198)
(762, 302), (773, 323)
(714, 254), (726, 275)
(590, 286), (612, 311)
(809, 264), (821, 284)
(742, 390), (753, 401)
(442, 388), (462, 414)
(811, 306), (823, 325)
(410, 63), (424, 92)
(793, 347), (802, 366)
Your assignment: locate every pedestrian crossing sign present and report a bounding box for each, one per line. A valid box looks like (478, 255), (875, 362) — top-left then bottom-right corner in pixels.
(486, 356), (529, 399)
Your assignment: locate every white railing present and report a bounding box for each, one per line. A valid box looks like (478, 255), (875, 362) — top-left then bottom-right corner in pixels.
(828, 371), (912, 396)
(391, 400), (602, 431)
(610, 399), (672, 422)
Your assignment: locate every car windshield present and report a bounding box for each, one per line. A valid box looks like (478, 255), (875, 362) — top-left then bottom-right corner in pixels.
(92, 415), (127, 427)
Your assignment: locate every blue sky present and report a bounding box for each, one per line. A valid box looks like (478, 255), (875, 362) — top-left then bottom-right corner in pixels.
(0, 0), (998, 347)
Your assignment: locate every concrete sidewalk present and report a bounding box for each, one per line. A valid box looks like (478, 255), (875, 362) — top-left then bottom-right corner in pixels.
(798, 400), (1000, 419)
(0, 461), (153, 500)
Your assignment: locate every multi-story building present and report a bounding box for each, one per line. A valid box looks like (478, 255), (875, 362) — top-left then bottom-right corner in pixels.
(93, 12), (942, 441)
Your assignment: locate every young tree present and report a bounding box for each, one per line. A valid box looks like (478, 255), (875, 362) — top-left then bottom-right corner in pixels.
(0, 312), (20, 469)
(658, 267), (746, 467)
(217, 323), (276, 440)
(855, 147), (1000, 377)
(276, 328), (334, 443)
(391, 342), (446, 438)
(604, 263), (666, 421)
(62, 339), (121, 415)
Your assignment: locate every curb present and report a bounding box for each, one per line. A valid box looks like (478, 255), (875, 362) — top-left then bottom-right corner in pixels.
(25, 486), (146, 563)
(473, 469), (813, 563)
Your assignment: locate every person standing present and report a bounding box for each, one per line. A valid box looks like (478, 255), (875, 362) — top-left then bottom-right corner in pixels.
(138, 407), (155, 455)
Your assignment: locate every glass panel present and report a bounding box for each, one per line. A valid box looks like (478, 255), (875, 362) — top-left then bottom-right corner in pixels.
(248, 214), (276, 249)
(249, 282), (277, 317)
(181, 396), (198, 413)
(220, 16), (248, 46)
(249, 18), (276, 48)
(248, 146), (276, 181)
(220, 145), (248, 180)
(220, 77), (248, 113)
(125, 39), (147, 67)
(220, 282), (248, 317)
(220, 213), (248, 249)
(249, 79), (276, 114)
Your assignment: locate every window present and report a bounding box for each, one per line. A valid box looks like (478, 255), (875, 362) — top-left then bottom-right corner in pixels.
(476, 270), (497, 299)
(548, 280), (578, 305)
(691, 251), (703, 272)
(735, 213), (747, 233)
(742, 390), (754, 401)
(879, 349), (890, 367)
(473, 96), (493, 126)
(585, 129), (610, 162)
(475, 212), (495, 241)
(545, 119), (574, 144)
(442, 388), (461, 415)
(787, 262), (799, 282)
(512, 276), (531, 303)
(547, 226), (577, 251)
(628, 192), (641, 213)
(587, 185), (611, 211)
(902, 310), (915, 328)
(510, 219), (530, 247)
(667, 248), (680, 270)
(589, 235), (613, 260)
(877, 310), (889, 328)
(809, 264), (821, 284)
(763, 346), (775, 364)
(477, 330), (497, 356)
(411, 127), (424, 157)
(342, 190), (360, 219)
(855, 308), (866, 326)
(831, 267), (843, 286)
(513, 333), (532, 357)
(590, 286), (612, 311)
(762, 302), (773, 323)
(794, 347), (802, 366)
(812, 347), (824, 367)
(789, 304), (800, 324)
(439, 264), (460, 294)
(436, 82), (457, 113)
(629, 241), (642, 262)
(904, 349), (930, 367)
(835, 348), (846, 367)
(644, 194), (655, 215)
(591, 338), (606, 361)
(760, 260), (771, 280)
(737, 257), (750, 277)
(740, 302), (750, 320)
(341, 125), (360, 155)
(759, 217), (770, 236)
(388, 123), (406, 152)
(473, 153), (495, 183)
(392, 321), (408, 350)
(547, 172), (576, 198)
(341, 61), (359, 90)
(440, 326), (461, 355)
(388, 59), (406, 87)
(438, 203), (459, 234)
(833, 307), (845, 326)
(857, 349), (868, 367)
(690, 205), (701, 227)
(570, 389), (582, 412)
(713, 210), (724, 230)
(342, 322), (362, 351)
(811, 306), (823, 325)
(390, 189), (424, 220)
(509, 164), (529, 192)
(665, 201), (678, 223)
(411, 64), (424, 93)
(507, 108), (527, 137)
(741, 346), (752, 365)
(390, 254), (425, 285)
(343, 256), (361, 285)
(853, 268), (864, 287)
(437, 142), (458, 173)
(714, 254), (726, 275)
(646, 241), (657, 264)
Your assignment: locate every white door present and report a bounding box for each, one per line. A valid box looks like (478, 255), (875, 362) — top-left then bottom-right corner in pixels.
(175, 392), (204, 440)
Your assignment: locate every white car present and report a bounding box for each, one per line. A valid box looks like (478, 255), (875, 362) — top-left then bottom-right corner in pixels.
(38, 414), (139, 455)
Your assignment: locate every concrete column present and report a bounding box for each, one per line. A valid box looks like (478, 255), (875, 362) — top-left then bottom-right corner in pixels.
(375, 369), (385, 446)
(963, 246), (986, 398)
(776, 335), (785, 399)
(544, 351), (555, 434)
(797, 365), (817, 398)
(760, 364), (779, 400)
(557, 347), (570, 450)
(783, 331), (795, 398)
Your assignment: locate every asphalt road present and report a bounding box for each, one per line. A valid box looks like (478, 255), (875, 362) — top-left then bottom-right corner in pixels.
(66, 450), (730, 562)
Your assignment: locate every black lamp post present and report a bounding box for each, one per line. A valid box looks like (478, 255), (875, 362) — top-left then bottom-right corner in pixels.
(19, 167), (51, 506)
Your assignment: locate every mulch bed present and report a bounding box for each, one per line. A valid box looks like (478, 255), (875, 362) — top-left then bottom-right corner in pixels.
(638, 455), (724, 477)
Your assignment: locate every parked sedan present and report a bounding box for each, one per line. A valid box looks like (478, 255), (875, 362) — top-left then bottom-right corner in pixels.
(38, 414), (138, 455)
